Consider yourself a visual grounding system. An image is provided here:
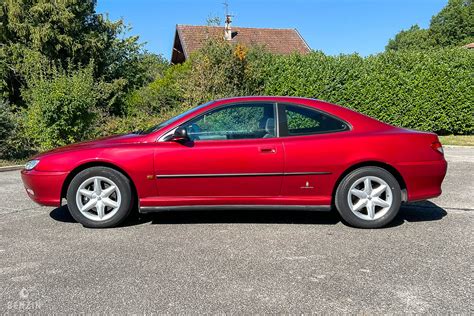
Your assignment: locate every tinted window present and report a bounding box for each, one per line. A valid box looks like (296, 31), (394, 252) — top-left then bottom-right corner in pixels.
(182, 103), (276, 141)
(283, 104), (349, 136)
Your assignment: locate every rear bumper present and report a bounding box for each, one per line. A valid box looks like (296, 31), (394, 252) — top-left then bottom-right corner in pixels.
(396, 159), (447, 202)
(20, 169), (68, 207)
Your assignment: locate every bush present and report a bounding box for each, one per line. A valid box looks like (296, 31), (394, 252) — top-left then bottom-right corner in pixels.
(124, 62), (189, 116)
(178, 40), (271, 107)
(123, 40), (273, 127)
(23, 65), (100, 151)
(128, 44), (472, 136)
(0, 100), (14, 147)
(0, 100), (35, 159)
(348, 49), (473, 134)
(263, 48), (473, 135)
(94, 113), (160, 138)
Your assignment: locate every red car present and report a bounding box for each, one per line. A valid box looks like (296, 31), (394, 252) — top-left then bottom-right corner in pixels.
(21, 96), (447, 228)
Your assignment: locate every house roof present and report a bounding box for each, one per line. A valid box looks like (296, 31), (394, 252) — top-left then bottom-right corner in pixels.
(172, 25), (311, 63)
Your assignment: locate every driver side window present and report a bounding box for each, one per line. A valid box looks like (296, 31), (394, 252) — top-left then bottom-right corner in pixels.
(181, 103), (276, 141)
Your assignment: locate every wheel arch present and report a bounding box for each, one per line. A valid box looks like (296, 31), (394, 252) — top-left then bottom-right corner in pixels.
(332, 161), (408, 204)
(60, 161), (138, 206)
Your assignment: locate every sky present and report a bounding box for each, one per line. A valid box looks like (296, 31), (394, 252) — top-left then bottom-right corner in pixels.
(96, 0), (447, 59)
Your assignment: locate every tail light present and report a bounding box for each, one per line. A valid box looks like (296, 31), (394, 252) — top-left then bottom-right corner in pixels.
(431, 141), (444, 154)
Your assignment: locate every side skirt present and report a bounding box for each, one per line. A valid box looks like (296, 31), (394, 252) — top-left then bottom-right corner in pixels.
(139, 205), (332, 214)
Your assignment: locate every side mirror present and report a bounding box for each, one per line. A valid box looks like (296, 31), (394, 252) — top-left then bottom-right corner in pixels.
(171, 127), (189, 142)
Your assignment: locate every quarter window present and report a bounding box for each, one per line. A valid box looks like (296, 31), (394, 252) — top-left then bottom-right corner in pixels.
(182, 103), (276, 141)
(282, 104), (349, 136)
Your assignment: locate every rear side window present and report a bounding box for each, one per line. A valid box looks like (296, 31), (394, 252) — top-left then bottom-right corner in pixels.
(281, 104), (349, 136)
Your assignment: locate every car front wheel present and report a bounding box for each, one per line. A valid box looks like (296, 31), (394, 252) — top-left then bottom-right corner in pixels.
(66, 166), (134, 228)
(335, 166), (401, 228)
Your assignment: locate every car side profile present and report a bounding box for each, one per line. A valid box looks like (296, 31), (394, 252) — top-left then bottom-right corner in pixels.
(21, 96), (447, 228)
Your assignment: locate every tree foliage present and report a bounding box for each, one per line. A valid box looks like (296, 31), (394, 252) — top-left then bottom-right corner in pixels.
(0, 0), (164, 111)
(430, 0), (474, 47)
(23, 64), (99, 151)
(0, 99), (34, 159)
(386, 0), (473, 51)
(386, 25), (432, 51)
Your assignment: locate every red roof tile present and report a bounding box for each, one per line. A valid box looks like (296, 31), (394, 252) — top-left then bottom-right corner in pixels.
(172, 25), (310, 63)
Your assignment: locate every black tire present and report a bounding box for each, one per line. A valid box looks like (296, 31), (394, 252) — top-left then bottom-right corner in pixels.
(335, 166), (401, 229)
(66, 166), (134, 228)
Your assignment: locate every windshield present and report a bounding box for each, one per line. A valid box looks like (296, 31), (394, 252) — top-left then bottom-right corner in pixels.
(140, 101), (213, 134)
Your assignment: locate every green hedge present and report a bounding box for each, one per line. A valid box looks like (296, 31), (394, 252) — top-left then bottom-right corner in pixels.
(128, 44), (472, 136)
(1, 42), (472, 160)
(263, 48), (473, 135)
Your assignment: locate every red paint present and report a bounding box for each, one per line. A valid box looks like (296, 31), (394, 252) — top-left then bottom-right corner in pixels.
(21, 97), (447, 208)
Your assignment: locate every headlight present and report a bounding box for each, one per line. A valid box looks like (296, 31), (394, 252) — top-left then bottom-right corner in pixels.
(24, 159), (40, 170)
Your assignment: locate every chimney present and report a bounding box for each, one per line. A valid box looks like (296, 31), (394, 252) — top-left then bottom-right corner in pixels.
(224, 14), (232, 41)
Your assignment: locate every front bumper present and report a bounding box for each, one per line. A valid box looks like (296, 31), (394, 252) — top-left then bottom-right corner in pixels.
(20, 169), (69, 207)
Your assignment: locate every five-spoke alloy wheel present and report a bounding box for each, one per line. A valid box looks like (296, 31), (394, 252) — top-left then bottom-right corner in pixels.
(335, 167), (401, 228)
(67, 167), (134, 228)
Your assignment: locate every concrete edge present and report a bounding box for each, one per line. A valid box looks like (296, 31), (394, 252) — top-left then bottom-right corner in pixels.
(0, 165), (23, 172)
(443, 145), (474, 148)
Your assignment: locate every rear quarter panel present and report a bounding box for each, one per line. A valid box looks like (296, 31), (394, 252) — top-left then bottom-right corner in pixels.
(282, 128), (446, 204)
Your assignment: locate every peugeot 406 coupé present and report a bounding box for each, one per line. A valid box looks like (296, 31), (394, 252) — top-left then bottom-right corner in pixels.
(21, 97), (447, 228)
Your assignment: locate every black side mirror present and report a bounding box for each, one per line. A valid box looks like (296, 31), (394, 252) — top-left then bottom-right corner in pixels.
(171, 127), (189, 142)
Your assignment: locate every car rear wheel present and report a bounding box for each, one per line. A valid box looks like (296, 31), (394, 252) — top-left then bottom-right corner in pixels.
(66, 167), (134, 228)
(335, 166), (401, 228)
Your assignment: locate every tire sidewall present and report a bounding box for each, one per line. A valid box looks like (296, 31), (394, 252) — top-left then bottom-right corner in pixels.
(66, 167), (133, 228)
(335, 167), (401, 229)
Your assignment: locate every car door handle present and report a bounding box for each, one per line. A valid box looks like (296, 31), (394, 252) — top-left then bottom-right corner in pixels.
(259, 147), (276, 154)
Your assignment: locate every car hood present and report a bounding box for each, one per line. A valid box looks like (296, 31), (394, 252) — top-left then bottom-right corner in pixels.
(33, 133), (145, 158)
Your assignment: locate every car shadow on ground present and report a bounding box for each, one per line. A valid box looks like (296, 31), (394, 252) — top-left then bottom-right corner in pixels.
(49, 201), (447, 228)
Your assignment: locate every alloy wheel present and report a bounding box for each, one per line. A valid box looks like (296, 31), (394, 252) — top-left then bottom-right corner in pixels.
(347, 176), (393, 221)
(75, 176), (122, 222)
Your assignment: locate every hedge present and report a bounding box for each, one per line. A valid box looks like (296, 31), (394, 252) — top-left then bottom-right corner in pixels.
(127, 44), (473, 136)
(263, 48), (473, 135)
(1, 43), (472, 159)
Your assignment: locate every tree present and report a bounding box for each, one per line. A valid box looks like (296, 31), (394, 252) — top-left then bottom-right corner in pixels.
(429, 0), (474, 47)
(386, 25), (432, 51)
(386, 0), (474, 51)
(0, 0), (156, 112)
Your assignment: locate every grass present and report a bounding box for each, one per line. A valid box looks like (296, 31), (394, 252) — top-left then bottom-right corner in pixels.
(439, 135), (474, 146)
(0, 159), (26, 167)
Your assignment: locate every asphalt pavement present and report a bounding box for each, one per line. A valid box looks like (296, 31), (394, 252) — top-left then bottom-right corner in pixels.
(0, 147), (472, 313)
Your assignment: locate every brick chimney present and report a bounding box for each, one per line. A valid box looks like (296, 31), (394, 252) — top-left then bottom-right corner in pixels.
(224, 14), (232, 41)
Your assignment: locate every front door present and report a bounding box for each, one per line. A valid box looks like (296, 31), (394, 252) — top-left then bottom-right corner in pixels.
(154, 102), (284, 197)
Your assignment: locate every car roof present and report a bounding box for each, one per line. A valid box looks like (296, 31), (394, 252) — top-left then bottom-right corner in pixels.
(214, 96), (318, 103)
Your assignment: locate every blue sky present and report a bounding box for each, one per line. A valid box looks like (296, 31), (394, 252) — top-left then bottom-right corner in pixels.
(97, 0), (447, 59)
